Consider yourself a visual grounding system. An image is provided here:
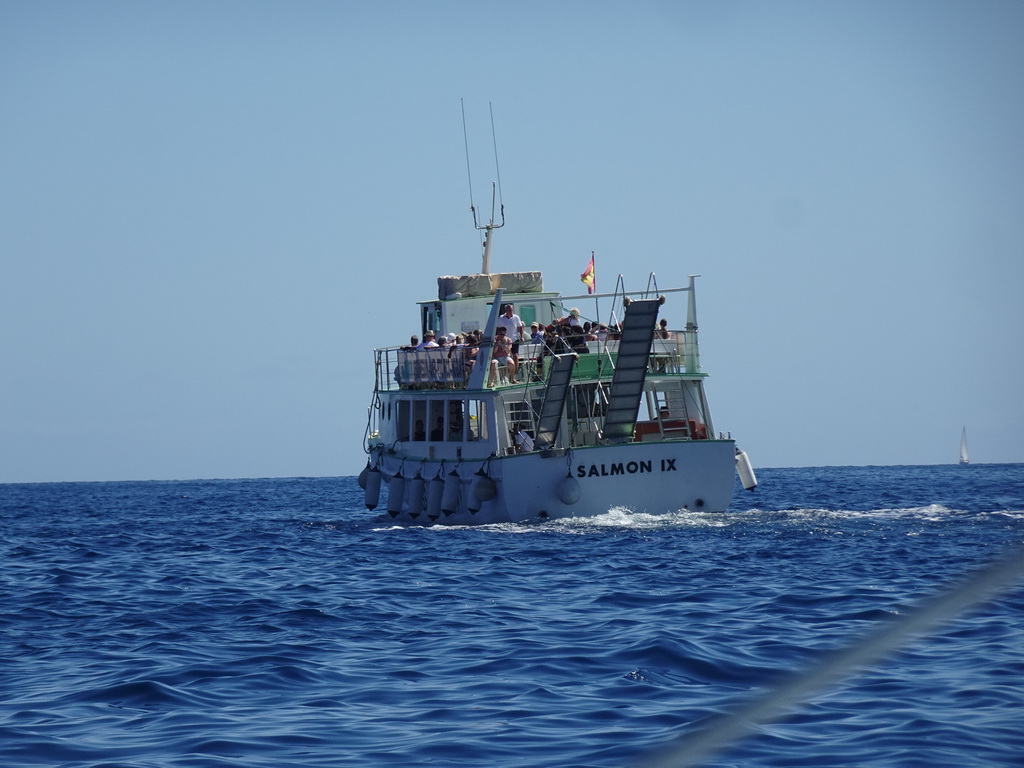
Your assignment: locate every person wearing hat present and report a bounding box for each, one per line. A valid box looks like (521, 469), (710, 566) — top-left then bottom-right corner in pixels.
(530, 323), (543, 343)
(416, 331), (439, 349)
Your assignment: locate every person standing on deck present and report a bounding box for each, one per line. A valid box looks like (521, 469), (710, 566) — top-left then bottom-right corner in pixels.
(496, 304), (525, 370)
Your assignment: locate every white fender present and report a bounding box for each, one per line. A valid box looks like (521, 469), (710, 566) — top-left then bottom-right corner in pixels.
(557, 474), (581, 505)
(364, 467), (382, 510)
(406, 472), (425, 519)
(736, 448), (758, 491)
(426, 475), (445, 521)
(386, 472), (406, 516)
(441, 468), (462, 516)
(468, 468), (497, 513)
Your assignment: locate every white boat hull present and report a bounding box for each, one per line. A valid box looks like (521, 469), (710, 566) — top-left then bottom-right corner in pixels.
(375, 439), (738, 525)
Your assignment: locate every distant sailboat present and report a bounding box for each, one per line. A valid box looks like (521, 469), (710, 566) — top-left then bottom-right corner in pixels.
(959, 427), (970, 465)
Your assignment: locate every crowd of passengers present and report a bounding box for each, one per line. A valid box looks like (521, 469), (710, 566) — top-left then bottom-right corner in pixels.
(399, 304), (674, 386)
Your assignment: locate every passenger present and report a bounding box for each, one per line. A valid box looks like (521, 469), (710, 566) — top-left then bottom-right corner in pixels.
(496, 304), (526, 370)
(584, 322), (598, 342)
(530, 323), (543, 343)
(413, 419), (425, 441)
(430, 417), (445, 441)
(447, 406), (465, 440)
(548, 324), (571, 355)
(567, 308), (583, 329)
(488, 326), (517, 386)
(514, 424), (535, 453)
(417, 331), (439, 349)
(596, 323), (610, 343)
(403, 335), (419, 350)
(566, 323), (588, 353)
(444, 335), (464, 383)
(462, 336), (478, 378)
(654, 319), (671, 372)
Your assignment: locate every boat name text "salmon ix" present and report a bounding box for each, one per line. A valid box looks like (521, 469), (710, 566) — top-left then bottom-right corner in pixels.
(576, 459), (678, 478)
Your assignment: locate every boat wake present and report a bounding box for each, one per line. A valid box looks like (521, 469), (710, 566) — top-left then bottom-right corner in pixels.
(369, 503), (1024, 534)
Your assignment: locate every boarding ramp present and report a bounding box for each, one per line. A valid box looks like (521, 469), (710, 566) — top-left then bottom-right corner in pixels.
(533, 354), (578, 450)
(600, 298), (662, 443)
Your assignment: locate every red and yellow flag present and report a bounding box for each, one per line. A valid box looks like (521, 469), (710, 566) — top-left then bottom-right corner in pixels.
(580, 253), (595, 294)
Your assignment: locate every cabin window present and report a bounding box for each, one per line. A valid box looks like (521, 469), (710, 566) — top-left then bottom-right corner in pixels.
(397, 400), (411, 442)
(447, 400), (466, 442)
(518, 304), (536, 327)
(412, 400), (428, 441)
(467, 399), (489, 441)
(421, 303), (442, 338)
(428, 400), (445, 442)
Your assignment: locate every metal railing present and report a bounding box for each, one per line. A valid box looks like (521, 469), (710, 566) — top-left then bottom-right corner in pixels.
(373, 333), (700, 392)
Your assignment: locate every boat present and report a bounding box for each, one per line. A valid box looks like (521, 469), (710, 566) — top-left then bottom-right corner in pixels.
(959, 427), (969, 465)
(358, 217), (757, 525)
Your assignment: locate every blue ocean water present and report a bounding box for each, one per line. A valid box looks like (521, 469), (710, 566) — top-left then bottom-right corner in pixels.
(2, 464), (1023, 768)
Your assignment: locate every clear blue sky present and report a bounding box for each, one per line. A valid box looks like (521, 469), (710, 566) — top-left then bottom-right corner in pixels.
(2, 0), (1022, 483)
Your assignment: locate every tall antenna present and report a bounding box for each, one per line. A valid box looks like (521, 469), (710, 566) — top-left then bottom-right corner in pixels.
(461, 99), (505, 274)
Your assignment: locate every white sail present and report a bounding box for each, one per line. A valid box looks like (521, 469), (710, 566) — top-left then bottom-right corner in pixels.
(959, 427), (969, 464)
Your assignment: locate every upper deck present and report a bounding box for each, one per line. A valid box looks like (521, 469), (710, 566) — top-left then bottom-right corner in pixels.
(373, 331), (701, 392)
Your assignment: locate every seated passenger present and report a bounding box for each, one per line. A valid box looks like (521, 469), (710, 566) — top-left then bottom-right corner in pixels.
(417, 331), (439, 349)
(488, 327), (517, 386)
(463, 337), (478, 372)
(514, 424), (534, 453)
(566, 324), (588, 352)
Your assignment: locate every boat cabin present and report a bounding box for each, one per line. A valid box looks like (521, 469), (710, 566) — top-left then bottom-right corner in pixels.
(419, 271), (561, 339)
